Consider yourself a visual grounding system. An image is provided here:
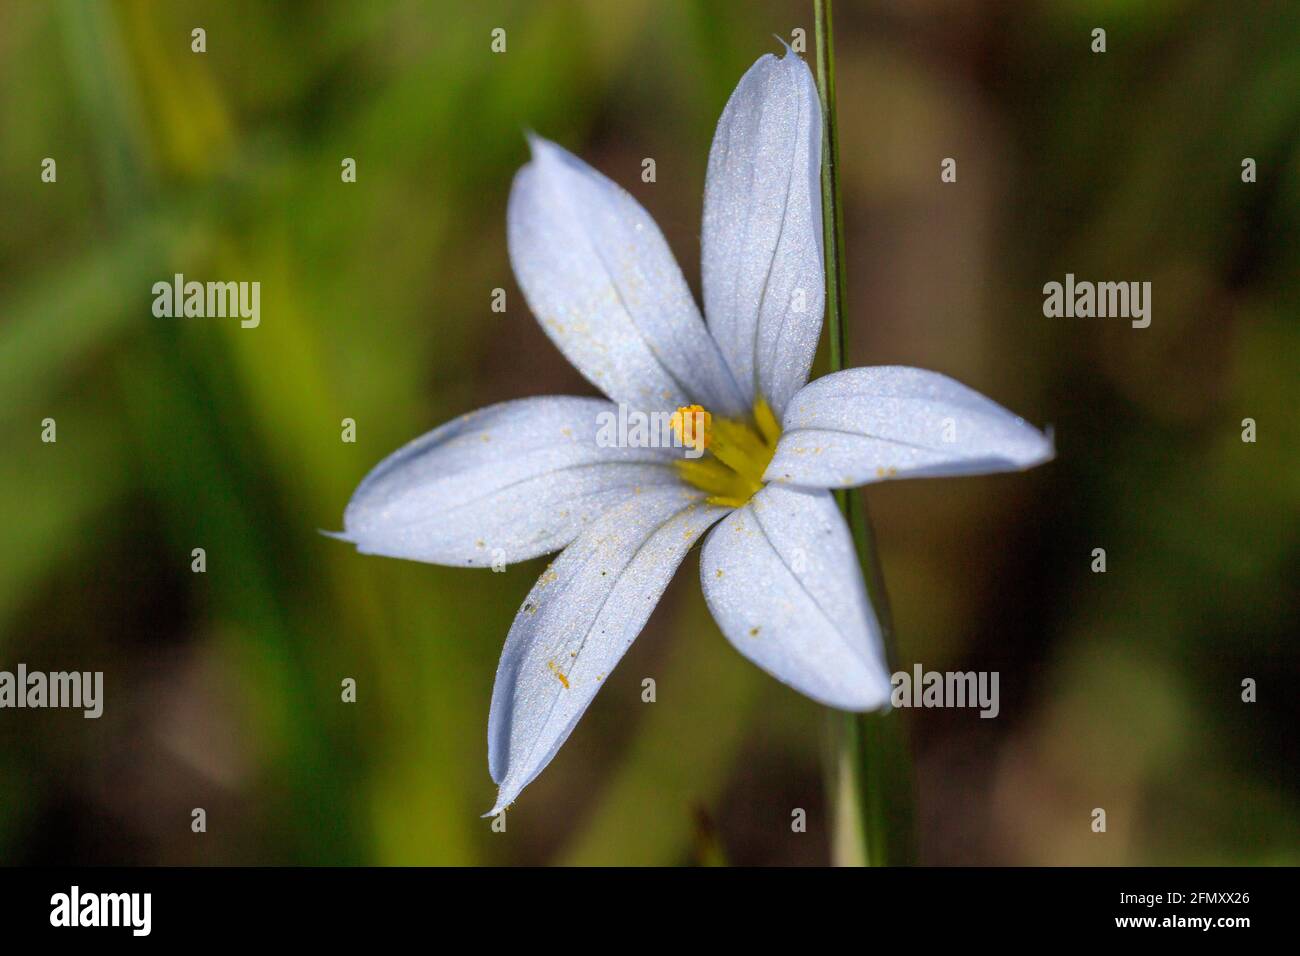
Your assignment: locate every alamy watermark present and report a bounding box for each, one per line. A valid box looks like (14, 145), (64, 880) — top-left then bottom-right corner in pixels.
(595, 403), (707, 459)
(891, 664), (999, 718)
(1043, 273), (1150, 328)
(0, 664), (103, 718)
(152, 273), (260, 328)
(50, 886), (150, 936)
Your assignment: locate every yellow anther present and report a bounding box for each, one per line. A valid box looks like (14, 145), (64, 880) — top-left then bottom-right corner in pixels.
(672, 400), (782, 508)
(670, 404), (712, 454)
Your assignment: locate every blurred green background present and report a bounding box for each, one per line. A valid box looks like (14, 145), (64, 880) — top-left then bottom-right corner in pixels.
(1, 0), (1296, 865)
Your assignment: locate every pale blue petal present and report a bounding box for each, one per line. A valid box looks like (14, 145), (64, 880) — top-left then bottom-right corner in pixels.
(487, 488), (730, 813)
(765, 366), (1055, 488)
(339, 397), (683, 566)
(508, 136), (746, 418)
(700, 483), (890, 711)
(701, 49), (824, 417)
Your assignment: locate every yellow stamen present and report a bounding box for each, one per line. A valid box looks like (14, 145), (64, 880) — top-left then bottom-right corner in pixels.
(754, 398), (781, 446)
(671, 400), (781, 508)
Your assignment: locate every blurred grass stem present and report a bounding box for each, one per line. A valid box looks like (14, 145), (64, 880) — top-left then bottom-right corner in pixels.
(813, 0), (916, 867)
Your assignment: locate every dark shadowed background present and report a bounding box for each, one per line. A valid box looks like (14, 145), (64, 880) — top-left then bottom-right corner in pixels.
(1, 0), (1296, 865)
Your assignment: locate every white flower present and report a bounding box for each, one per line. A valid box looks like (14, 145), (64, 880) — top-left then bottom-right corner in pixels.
(336, 50), (1053, 814)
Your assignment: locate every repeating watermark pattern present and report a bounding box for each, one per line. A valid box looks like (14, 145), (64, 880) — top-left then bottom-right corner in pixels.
(50, 886), (151, 936)
(152, 274), (261, 328)
(595, 404), (708, 459)
(890, 665), (999, 718)
(1043, 273), (1151, 328)
(0, 664), (102, 718)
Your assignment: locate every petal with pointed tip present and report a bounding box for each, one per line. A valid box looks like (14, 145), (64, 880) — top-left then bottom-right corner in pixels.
(339, 397), (683, 566)
(701, 50), (824, 417)
(765, 366), (1054, 488)
(508, 136), (745, 417)
(487, 487), (730, 814)
(700, 483), (890, 711)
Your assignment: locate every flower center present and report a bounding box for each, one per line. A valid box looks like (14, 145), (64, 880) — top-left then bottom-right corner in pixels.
(670, 400), (781, 508)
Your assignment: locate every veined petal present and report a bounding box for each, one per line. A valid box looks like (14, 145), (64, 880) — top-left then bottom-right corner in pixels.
(765, 367), (1055, 488)
(487, 487), (730, 813)
(508, 136), (746, 417)
(339, 397), (683, 566)
(700, 483), (890, 711)
(701, 49), (824, 418)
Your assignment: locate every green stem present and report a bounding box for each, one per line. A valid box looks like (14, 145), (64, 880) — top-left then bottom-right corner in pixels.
(813, 0), (916, 867)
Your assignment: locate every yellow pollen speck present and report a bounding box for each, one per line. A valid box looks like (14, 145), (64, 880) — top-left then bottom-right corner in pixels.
(715, 569), (724, 578)
(547, 660), (570, 689)
(749, 626), (760, 637)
